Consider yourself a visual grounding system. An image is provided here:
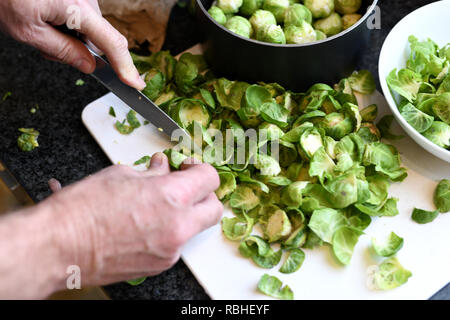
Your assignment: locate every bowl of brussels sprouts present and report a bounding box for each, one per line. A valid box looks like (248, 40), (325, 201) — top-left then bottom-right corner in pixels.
(195, 0), (378, 91)
(379, 0), (450, 163)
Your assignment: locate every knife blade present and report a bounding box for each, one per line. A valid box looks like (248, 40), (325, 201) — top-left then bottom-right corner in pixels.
(88, 50), (185, 139)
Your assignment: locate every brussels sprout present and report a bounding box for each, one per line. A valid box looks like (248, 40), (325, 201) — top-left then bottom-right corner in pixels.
(371, 232), (404, 257)
(360, 104), (378, 122)
(335, 0), (362, 14)
(309, 208), (347, 244)
(263, 0), (290, 23)
(208, 5), (227, 25)
(143, 68), (165, 100)
(313, 13), (343, 37)
(257, 274), (294, 300)
(230, 185), (260, 210)
(348, 70), (376, 94)
(386, 68), (422, 103)
(222, 214), (254, 241)
(363, 142), (408, 182)
(215, 78), (250, 111)
(399, 103), (434, 133)
(434, 179), (450, 213)
(319, 112), (354, 140)
(279, 248), (305, 274)
(240, 0), (264, 16)
(217, 0), (244, 14)
(304, 0), (334, 19)
(372, 257), (412, 290)
(256, 24), (286, 44)
(431, 92), (450, 125)
(298, 127), (324, 159)
(284, 22), (316, 44)
(309, 147), (335, 182)
(255, 154), (282, 176)
(422, 121), (450, 149)
(154, 85), (178, 107)
(342, 13), (362, 30)
(411, 208), (439, 224)
(284, 4), (313, 26)
(332, 226), (362, 265)
(225, 16), (253, 38)
(17, 128), (39, 152)
(249, 10), (277, 33)
(281, 181), (309, 208)
(163, 149), (188, 169)
(216, 171), (237, 200)
(175, 53), (207, 94)
(264, 208), (292, 242)
(149, 50), (177, 81)
(315, 29), (327, 41)
(169, 98), (211, 129)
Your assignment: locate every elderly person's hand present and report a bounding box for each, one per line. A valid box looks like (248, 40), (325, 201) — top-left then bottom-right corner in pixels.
(0, 0), (146, 89)
(0, 153), (223, 299)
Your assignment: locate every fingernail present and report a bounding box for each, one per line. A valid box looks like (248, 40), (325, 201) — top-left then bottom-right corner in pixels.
(151, 153), (164, 168)
(137, 74), (146, 91)
(74, 58), (93, 74)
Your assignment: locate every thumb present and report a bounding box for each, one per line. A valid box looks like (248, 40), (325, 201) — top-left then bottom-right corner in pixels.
(35, 24), (95, 74)
(144, 153), (171, 177)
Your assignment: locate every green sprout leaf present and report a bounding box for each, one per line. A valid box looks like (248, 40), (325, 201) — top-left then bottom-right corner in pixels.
(372, 232), (404, 257)
(434, 179), (450, 213)
(372, 257), (412, 290)
(332, 226), (363, 265)
(257, 274), (294, 300)
(279, 248), (305, 274)
(411, 208), (439, 224)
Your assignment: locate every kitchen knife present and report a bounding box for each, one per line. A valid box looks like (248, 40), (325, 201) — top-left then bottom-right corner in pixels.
(56, 25), (192, 146)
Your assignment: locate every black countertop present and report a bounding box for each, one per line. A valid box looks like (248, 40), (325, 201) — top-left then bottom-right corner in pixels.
(0, 0), (448, 300)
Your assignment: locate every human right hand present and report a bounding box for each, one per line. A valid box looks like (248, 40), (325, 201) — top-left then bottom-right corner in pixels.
(0, 0), (145, 90)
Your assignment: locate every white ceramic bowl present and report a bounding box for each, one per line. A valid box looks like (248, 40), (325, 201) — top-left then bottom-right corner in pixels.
(379, 0), (450, 163)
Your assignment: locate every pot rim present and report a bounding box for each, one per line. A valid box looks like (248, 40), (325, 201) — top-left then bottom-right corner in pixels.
(196, 0), (379, 48)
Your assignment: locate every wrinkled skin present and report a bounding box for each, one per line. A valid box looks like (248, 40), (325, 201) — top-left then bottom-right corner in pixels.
(0, 154), (223, 298)
(0, 0), (145, 89)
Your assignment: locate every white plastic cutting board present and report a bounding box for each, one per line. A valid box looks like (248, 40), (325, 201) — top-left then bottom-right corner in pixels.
(82, 87), (449, 301)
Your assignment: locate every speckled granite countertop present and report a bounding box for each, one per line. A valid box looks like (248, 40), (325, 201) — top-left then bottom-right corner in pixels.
(0, 0), (448, 300)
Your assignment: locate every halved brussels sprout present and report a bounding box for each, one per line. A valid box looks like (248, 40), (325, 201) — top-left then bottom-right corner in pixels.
(284, 22), (317, 44)
(249, 9), (277, 33)
(214, 78), (250, 111)
(263, 0), (290, 23)
(372, 257), (412, 290)
(284, 4), (313, 26)
(255, 153), (282, 176)
(222, 213), (254, 241)
(319, 112), (354, 140)
(304, 0), (334, 19)
(422, 121), (450, 149)
(335, 0), (362, 15)
(313, 13), (343, 37)
(240, 0), (264, 16)
(225, 16), (253, 38)
(264, 208), (293, 242)
(256, 24), (286, 44)
(342, 13), (362, 30)
(216, 171), (237, 200)
(298, 127), (324, 159)
(217, 0), (244, 14)
(208, 5), (227, 25)
(168, 98), (211, 129)
(175, 53), (207, 94)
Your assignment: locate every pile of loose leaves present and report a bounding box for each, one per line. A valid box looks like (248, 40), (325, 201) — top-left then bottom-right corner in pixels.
(123, 50), (423, 298)
(387, 36), (450, 150)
